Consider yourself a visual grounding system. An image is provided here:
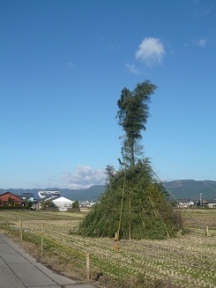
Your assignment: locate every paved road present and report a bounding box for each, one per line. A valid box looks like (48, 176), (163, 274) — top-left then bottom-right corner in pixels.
(0, 233), (98, 288)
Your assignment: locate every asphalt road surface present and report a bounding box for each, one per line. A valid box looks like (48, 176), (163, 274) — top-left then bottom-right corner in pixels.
(0, 233), (98, 288)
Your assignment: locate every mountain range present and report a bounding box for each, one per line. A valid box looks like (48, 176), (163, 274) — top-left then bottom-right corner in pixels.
(0, 180), (216, 201)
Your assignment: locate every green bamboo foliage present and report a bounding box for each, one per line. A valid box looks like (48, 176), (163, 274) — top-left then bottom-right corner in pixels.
(117, 80), (156, 167)
(78, 160), (183, 239)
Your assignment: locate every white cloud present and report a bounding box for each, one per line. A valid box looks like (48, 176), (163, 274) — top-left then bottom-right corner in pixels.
(135, 37), (165, 66)
(198, 39), (206, 47)
(62, 165), (106, 189)
(125, 63), (139, 74)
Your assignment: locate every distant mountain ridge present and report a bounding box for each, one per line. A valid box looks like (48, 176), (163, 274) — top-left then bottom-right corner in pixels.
(163, 180), (216, 201)
(0, 180), (216, 201)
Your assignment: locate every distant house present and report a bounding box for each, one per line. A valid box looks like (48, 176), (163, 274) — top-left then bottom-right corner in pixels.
(52, 196), (74, 212)
(207, 201), (216, 208)
(81, 200), (96, 207)
(0, 192), (22, 207)
(177, 200), (194, 208)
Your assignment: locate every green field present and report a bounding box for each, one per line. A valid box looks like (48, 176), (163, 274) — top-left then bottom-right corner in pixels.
(0, 208), (216, 288)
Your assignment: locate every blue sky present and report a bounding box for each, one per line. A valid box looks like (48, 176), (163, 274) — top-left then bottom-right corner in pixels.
(0, 0), (215, 189)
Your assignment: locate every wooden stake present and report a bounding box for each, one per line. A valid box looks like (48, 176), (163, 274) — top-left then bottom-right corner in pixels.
(114, 232), (120, 250)
(41, 223), (45, 253)
(7, 214), (9, 232)
(86, 253), (90, 281)
(20, 219), (23, 242)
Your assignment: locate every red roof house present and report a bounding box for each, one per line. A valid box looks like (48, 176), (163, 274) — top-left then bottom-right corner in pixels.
(0, 192), (22, 206)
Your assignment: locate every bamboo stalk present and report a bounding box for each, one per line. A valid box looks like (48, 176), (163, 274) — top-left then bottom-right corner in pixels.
(128, 198), (131, 240)
(117, 172), (126, 240)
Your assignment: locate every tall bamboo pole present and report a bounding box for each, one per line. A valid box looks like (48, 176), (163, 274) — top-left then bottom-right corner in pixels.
(117, 172), (126, 240)
(128, 198), (131, 240)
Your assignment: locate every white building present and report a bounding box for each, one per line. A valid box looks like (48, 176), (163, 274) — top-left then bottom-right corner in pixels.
(52, 196), (74, 212)
(207, 201), (216, 208)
